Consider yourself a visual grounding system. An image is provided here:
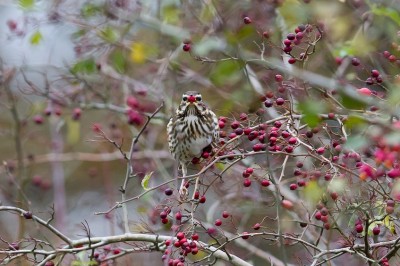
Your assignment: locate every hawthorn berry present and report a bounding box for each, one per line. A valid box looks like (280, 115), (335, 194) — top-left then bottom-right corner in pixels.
(276, 98), (285, 105)
(243, 178), (252, 187)
(261, 179), (270, 187)
(222, 211), (230, 218)
(243, 16), (252, 24)
(182, 43), (191, 52)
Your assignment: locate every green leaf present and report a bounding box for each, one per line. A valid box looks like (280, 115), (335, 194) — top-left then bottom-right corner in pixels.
(210, 60), (242, 86)
(344, 115), (366, 130)
(30, 31), (43, 45)
(297, 100), (326, 128)
(81, 3), (102, 17)
(71, 58), (97, 75)
(98, 26), (119, 43)
(111, 50), (126, 74)
(66, 118), (80, 145)
(19, 0), (34, 9)
(339, 92), (367, 109)
(162, 5), (180, 24)
(370, 5), (400, 27)
(141, 172), (153, 191)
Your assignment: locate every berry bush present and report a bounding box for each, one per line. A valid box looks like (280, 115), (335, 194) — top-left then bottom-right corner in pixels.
(1, 0), (400, 265)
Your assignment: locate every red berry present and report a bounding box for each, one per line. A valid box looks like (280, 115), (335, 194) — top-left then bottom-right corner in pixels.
(264, 99), (273, 108)
(261, 179), (270, 187)
(289, 183), (298, 190)
(191, 233), (199, 240)
(285, 145), (294, 153)
(113, 248), (121, 255)
(276, 98), (285, 105)
(351, 57), (360, 66)
(263, 31), (270, 38)
(281, 131), (290, 138)
(275, 74), (283, 82)
(243, 178), (252, 187)
(315, 211), (322, 220)
(389, 54), (397, 62)
(283, 39), (292, 46)
(241, 232), (250, 239)
(288, 137), (297, 144)
(243, 16), (252, 24)
(7, 20), (17, 31)
(126, 95), (139, 108)
(324, 223), (330, 230)
(253, 223), (261, 230)
(239, 113), (248, 120)
(24, 211), (33, 219)
(371, 69), (380, 77)
(182, 43), (191, 52)
(246, 168), (254, 174)
(222, 211), (229, 218)
(177, 232), (185, 240)
(287, 33), (296, 40)
(218, 121), (225, 129)
(316, 147), (325, 154)
(386, 200), (395, 207)
(297, 180), (306, 187)
(199, 195), (206, 203)
(33, 115), (44, 124)
(288, 58), (296, 64)
(161, 218), (169, 224)
(175, 211), (182, 221)
(330, 192), (338, 200)
(231, 120), (240, 129)
(215, 219), (222, 226)
(355, 224), (363, 233)
(194, 190), (200, 199)
(372, 226), (380, 235)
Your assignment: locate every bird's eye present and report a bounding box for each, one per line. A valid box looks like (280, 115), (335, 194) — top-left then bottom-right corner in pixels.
(182, 96), (188, 101)
(196, 96), (202, 101)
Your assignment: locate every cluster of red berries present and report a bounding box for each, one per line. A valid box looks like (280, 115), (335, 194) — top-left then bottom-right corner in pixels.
(314, 203), (331, 230)
(383, 50), (397, 63)
(365, 69), (383, 85)
(92, 245), (122, 263)
(126, 95), (144, 125)
(282, 24), (309, 64)
(162, 232), (200, 265)
(33, 106), (82, 125)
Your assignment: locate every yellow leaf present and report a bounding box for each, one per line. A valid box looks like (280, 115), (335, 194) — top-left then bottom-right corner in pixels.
(30, 31), (43, 45)
(302, 180), (323, 206)
(130, 42), (146, 64)
(384, 216), (396, 235)
(67, 118), (80, 145)
(141, 172), (153, 190)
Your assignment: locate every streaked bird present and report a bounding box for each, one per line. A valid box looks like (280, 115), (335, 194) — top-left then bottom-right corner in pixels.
(167, 91), (219, 196)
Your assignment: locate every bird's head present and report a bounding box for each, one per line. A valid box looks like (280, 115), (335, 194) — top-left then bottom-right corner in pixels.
(179, 91), (204, 116)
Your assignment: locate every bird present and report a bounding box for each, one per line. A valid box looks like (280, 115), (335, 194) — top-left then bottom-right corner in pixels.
(167, 91), (219, 197)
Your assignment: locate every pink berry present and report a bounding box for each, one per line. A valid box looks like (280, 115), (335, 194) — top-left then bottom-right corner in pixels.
(281, 199), (293, 209)
(33, 115), (44, 124)
(243, 16), (252, 24)
(316, 147), (325, 154)
(315, 211), (322, 220)
(253, 223), (261, 230)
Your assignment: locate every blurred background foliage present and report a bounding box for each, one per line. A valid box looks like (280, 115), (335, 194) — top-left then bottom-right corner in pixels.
(1, 0), (400, 265)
